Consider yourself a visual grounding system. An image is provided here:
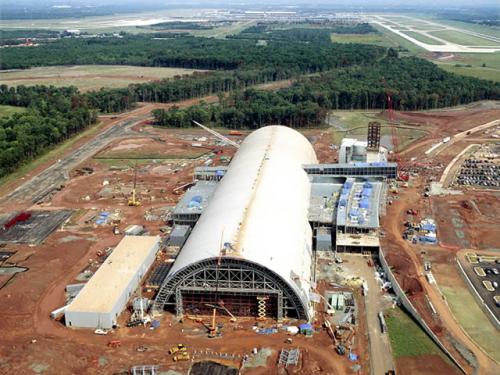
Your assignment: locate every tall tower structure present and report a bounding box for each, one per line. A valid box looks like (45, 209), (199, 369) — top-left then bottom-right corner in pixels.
(367, 122), (381, 151)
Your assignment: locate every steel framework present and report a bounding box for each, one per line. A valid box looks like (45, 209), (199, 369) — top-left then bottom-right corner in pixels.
(153, 257), (309, 321)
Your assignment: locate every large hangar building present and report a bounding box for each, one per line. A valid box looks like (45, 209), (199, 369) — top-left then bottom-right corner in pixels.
(155, 125), (395, 321)
(155, 126), (317, 321)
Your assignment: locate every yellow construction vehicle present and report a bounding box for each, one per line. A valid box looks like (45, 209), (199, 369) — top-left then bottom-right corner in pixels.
(173, 352), (190, 362)
(128, 164), (141, 207)
(168, 344), (186, 355)
(206, 303), (237, 323)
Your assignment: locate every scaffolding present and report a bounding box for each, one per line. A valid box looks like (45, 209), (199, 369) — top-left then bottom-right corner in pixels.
(367, 122), (381, 151)
(154, 258), (308, 321)
(131, 365), (159, 375)
(279, 348), (301, 367)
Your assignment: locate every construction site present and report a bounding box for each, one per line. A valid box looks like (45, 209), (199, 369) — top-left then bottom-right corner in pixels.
(0, 99), (499, 375)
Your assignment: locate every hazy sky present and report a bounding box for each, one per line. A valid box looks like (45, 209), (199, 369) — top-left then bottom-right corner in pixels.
(4, 0), (500, 7)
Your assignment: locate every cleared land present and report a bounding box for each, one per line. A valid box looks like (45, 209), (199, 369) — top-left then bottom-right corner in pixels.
(430, 30), (500, 47)
(0, 104), (26, 117)
(0, 65), (203, 91)
(94, 137), (211, 160)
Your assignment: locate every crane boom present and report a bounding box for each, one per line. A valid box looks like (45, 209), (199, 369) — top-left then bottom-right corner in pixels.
(192, 121), (240, 149)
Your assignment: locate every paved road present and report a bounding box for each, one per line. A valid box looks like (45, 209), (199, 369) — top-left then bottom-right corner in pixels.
(1, 115), (149, 205)
(343, 254), (395, 374)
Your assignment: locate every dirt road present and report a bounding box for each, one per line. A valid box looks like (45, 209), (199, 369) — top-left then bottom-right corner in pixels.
(0, 97), (220, 209)
(433, 118), (500, 157)
(343, 255), (395, 374)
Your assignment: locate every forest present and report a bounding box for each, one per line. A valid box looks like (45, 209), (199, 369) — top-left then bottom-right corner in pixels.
(228, 23), (376, 42)
(0, 85), (97, 178)
(152, 56), (500, 129)
(0, 33), (385, 71)
(1, 27), (499, 177)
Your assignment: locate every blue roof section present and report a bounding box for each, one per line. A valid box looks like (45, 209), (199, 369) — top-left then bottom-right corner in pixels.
(359, 199), (370, 209)
(173, 181), (218, 215)
(421, 223), (436, 231)
(336, 178), (382, 229)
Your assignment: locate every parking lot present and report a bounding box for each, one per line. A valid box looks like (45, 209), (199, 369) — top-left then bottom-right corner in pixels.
(459, 252), (500, 322)
(453, 144), (500, 189)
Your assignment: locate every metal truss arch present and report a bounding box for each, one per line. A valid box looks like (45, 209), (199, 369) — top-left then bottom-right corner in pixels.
(153, 257), (309, 320)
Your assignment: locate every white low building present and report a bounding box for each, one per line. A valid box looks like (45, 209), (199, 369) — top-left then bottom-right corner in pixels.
(65, 235), (160, 329)
(339, 138), (387, 164)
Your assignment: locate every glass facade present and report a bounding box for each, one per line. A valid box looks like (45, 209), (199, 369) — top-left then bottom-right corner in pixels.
(304, 163), (397, 179)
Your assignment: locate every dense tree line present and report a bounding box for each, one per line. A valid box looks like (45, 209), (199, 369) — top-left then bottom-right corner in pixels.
(0, 85), (97, 178)
(0, 34), (385, 72)
(152, 56), (500, 130)
(153, 89), (325, 129)
(1, 27), (498, 179)
(229, 23), (376, 43)
(289, 56), (500, 110)
(0, 29), (61, 40)
(145, 21), (215, 30)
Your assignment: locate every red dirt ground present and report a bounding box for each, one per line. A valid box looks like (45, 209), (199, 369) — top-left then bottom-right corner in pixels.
(1, 101), (499, 374)
(396, 354), (462, 375)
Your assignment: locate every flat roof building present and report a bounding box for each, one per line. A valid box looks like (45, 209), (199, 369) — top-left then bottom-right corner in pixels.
(338, 138), (388, 164)
(65, 235), (160, 329)
(171, 181), (217, 225)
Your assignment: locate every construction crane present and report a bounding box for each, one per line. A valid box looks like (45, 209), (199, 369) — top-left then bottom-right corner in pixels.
(206, 232), (226, 338)
(192, 120), (240, 149)
(205, 303), (237, 323)
(128, 164), (141, 207)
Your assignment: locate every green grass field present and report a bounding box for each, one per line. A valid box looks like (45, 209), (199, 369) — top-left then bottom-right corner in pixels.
(432, 52), (500, 82)
(415, 15), (500, 39)
(0, 104), (26, 118)
(429, 30), (500, 47)
(328, 110), (427, 151)
(402, 31), (445, 45)
(385, 307), (442, 357)
(369, 22), (500, 82)
(437, 63), (500, 82)
(330, 33), (398, 47)
(0, 65), (203, 91)
(440, 285), (500, 362)
(370, 24), (425, 54)
(191, 20), (255, 39)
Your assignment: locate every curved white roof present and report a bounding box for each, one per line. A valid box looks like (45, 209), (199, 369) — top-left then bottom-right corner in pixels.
(168, 125), (318, 314)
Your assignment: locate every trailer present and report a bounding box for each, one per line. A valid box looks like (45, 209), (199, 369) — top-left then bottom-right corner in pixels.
(378, 311), (387, 333)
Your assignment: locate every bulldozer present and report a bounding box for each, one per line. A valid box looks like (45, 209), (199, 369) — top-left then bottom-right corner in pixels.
(168, 344), (186, 355)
